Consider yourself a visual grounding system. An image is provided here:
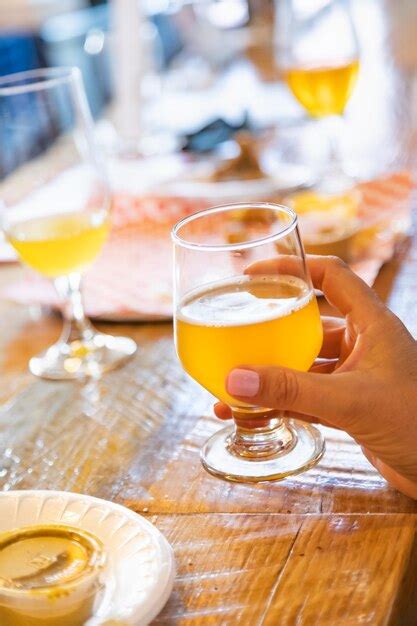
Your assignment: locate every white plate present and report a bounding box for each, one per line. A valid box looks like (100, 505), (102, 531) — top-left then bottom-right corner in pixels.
(0, 490), (175, 625)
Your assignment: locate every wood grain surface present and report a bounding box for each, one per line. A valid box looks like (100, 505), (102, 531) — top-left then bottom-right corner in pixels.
(151, 514), (417, 625)
(0, 1), (417, 624)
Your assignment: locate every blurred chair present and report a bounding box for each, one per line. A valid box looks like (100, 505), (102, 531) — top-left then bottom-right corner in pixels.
(40, 4), (111, 118)
(0, 33), (44, 178)
(40, 3), (186, 120)
(0, 33), (42, 77)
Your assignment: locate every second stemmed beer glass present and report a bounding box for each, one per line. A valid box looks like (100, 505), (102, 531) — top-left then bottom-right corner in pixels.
(275, 0), (360, 189)
(173, 203), (324, 482)
(0, 68), (136, 379)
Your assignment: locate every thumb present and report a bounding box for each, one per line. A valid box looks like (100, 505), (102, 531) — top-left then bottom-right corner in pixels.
(226, 367), (358, 425)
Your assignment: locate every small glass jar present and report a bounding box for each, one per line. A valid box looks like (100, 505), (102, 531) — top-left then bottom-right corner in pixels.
(285, 188), (361, 262)
(0, 524), (106, 626)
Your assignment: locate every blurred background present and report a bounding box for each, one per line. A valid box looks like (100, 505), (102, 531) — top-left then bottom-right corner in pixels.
(1, 0), (416, 180)
(0, 0), (416, 325)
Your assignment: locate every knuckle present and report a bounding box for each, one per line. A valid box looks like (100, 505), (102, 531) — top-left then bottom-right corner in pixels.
(327, 255), (348, 270)
(262, 369), (299, 408)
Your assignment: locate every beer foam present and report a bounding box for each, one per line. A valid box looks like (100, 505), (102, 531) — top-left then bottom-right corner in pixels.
(177, 275), (313, 327)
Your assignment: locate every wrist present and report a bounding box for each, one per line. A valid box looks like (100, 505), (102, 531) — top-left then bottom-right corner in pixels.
(361, 447), (417, 499)
(373, 458), (417, 499)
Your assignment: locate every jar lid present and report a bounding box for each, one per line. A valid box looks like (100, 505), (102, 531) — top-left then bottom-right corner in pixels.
(0, 525), (105, 597)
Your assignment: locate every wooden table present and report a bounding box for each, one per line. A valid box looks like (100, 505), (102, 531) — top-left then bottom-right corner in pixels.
(1, 1), (417, 624)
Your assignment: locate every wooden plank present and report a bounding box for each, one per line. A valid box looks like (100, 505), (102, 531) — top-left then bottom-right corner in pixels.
(389, 529), (417, 626)
(262, 515), (417, 626)
(151, 513), (302, 625)
(148, 514), (417, 626)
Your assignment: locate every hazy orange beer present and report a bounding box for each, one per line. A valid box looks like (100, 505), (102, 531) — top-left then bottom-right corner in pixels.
(7, 210), (109, 278)
(286, 59), (359, 117)
(176, 275), (322, 407)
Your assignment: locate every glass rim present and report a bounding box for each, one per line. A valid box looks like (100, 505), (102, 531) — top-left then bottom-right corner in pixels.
(171, 202), (298, 252)
(0, 67), (80, 96)
(276, 54), (360, 71)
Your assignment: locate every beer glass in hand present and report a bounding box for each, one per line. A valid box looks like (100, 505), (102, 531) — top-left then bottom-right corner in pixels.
(172, 203), (324, 482)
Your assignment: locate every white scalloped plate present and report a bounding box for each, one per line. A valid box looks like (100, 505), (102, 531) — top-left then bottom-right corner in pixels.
(0, 490), (175, 625)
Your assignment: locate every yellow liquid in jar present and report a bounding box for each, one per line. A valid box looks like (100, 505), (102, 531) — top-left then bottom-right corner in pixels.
(175, 275), (323, 406)
(7, 210), (109, 277)
(0, 525), (105, 626)
(286, 59), (359, 117)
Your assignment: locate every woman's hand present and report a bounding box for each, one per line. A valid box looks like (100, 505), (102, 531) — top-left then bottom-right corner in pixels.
(214, 256), (417, 499)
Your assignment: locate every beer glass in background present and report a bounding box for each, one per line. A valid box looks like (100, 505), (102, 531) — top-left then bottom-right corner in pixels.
(0, 68), (136, 380)
(173, 203), (324, 482)
(275, 0), (360, 189)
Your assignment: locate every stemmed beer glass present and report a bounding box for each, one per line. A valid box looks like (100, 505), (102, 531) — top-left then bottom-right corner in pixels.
(0, 68), (136, 379)
(173, 203), (324, 482)
(276, 0), (360, 189)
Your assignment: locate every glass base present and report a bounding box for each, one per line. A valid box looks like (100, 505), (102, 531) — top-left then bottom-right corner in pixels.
(29, 333), (137, 380)
(201, 419), (324, 483)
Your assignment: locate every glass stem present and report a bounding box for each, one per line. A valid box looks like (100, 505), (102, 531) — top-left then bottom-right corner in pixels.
(323, 114), (345, 176)
(54, 273), (95, 345)
(228, 411), (297, 459)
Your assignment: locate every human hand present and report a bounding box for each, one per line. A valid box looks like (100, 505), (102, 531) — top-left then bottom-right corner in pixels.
(214, 256), (417, 499)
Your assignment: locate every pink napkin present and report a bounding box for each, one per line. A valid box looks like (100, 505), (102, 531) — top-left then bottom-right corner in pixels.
(1, 172), (414, 321)
(2, 195), (210, 321)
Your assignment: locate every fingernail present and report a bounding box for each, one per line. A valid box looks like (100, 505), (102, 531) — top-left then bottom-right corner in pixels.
(227, 369), (260, 397)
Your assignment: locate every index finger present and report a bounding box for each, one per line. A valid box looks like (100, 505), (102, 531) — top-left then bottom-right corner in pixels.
(245, 255), (387, 330)
(319, 316), (345, 358)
